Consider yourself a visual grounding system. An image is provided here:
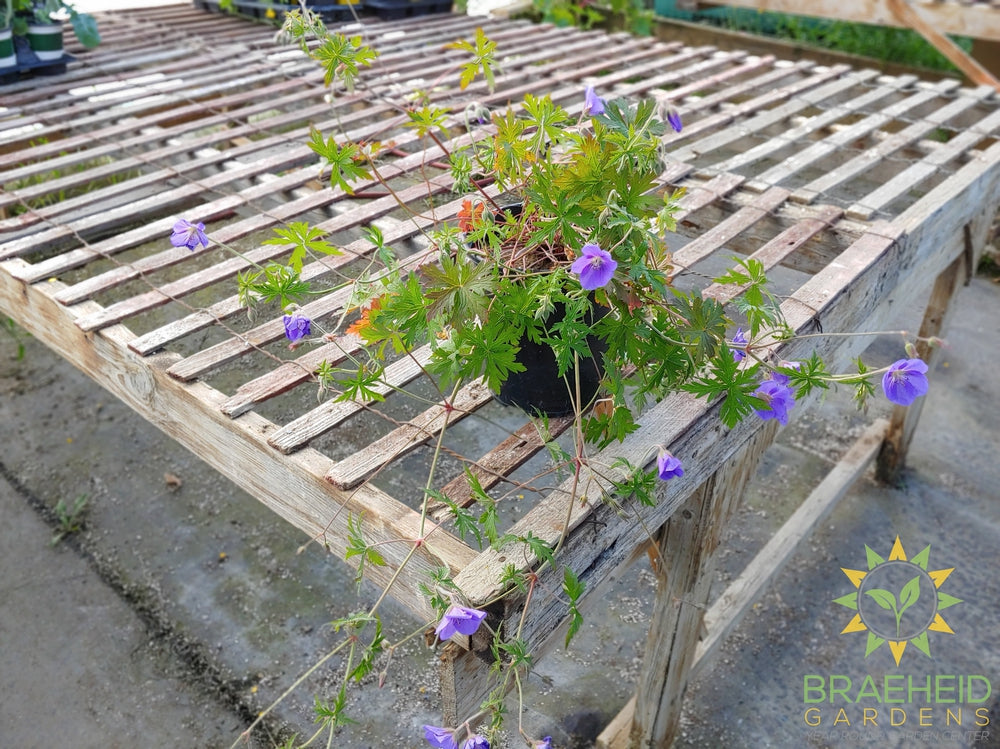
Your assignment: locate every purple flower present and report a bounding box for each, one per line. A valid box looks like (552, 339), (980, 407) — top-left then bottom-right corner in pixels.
(461, 737), (490, 749)
(570, 243), (617, 290)
(435, 605), (487, 641)
(536, 738), (553, 749)
(666, 106), (682, 133)
(583, 85), (605, 116)
(170, 219), (209, 251)
(656, 448), (684, 481)
(753, 379), (795, 426)
(423, 725), (458, 749)
(730, 327), (749, 361)
(768, 361), (801, 387)
(282, 313), (311, 342)
(882, 358), (929, 406)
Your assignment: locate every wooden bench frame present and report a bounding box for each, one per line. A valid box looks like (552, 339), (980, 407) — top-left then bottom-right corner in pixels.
(1, 8), (998, 747)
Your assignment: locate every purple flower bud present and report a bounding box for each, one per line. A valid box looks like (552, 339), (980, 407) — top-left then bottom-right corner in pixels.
(583, 85), (605, 117)
(656, 448), (684, 481)
(570, 243), (617, 290)
(882, 358), (929, 406)
(282, 313), (311, 342)
(730, 327), (749, 361)
(666, 106), (682, 133)
(435, 605), (487, 641)
(170, 219), (209, 251)
(536, 738), (553, 749)
(423, 725), (458, 749)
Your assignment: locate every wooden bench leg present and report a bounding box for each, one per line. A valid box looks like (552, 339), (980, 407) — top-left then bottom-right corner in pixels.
(625, 425), (775, 748)
(876, 246), (970, 483)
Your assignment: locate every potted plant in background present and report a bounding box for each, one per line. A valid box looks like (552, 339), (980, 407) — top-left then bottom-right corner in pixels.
(1, 0), (31, 69)
(27, 0), (99, 61)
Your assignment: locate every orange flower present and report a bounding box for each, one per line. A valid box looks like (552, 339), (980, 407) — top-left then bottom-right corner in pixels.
(457, 199), (486, 233)
(346, 296), (384, 337)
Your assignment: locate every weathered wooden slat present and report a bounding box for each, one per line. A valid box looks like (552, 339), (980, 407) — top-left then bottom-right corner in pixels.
(325, 379), (495, 489)
(669, 66), (869, 163)
(429, 415), (576, 521)
(785, 94), (998, 203)
(703, 73), (921, 180)
(671, 186), (790, 272)
(267, 345), (437, 453)
(847, 125), (1000, 221)
(220, 336), (364, 418)
(164, 283), (358, 383)
(700, 203), (845, 303)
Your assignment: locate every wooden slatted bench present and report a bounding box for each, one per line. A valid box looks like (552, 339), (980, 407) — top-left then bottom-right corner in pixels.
(2, 6), (998, 747)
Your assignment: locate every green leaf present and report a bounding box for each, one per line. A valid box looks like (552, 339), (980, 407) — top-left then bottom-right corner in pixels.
(454, 323), (525, 391)
(864, 588), (898, 613)
(897, 575), (921, 618)
(405, 105), (450, 139)
(70, 12), (100, 48)
(683, 353), (762, 429)
(671, 291), (728, 362)
(345, 514), (385, 590)
(336, 362), (386, 404)
(264, 221), (340, 273)
(446, 27), (497, 92)
(522, 93), (569, 157)
(563, 567), (585, 648)
(421, 253), (493, 327)
(307, 129), (371, 194)
(427, 489), (483, 549)
(518, 531), (555, 568)
(312, 33), (377, 90)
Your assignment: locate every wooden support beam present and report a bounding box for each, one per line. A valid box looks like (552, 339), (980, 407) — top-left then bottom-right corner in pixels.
(875, 233), (973, 482)
(598, 418), (889, 748)
(885, 0), (1000, 91)
(627, 423), (776, 748)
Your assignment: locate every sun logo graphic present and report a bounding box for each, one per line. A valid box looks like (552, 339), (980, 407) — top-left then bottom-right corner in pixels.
(834, 536), (962, 666)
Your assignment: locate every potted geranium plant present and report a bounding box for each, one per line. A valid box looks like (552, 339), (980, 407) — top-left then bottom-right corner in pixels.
(175, 11), (936, 747)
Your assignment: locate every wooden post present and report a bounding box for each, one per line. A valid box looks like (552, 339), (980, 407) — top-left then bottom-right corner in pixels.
(876, 241), (970, 484)
(627, 424), (775, 748)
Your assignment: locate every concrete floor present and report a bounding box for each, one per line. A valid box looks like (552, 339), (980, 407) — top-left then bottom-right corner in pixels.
(2, 261), (999, 748)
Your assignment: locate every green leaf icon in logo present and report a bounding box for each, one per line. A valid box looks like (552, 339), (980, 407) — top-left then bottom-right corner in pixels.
(864, 575), (921, 638)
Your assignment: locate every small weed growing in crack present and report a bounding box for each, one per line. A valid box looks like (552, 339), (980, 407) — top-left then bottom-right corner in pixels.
(51, 494), (89, 546)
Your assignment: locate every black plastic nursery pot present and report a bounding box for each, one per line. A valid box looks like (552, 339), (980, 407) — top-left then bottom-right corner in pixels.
(472, 202), (609, 418)
(495, 305), (608, 418)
